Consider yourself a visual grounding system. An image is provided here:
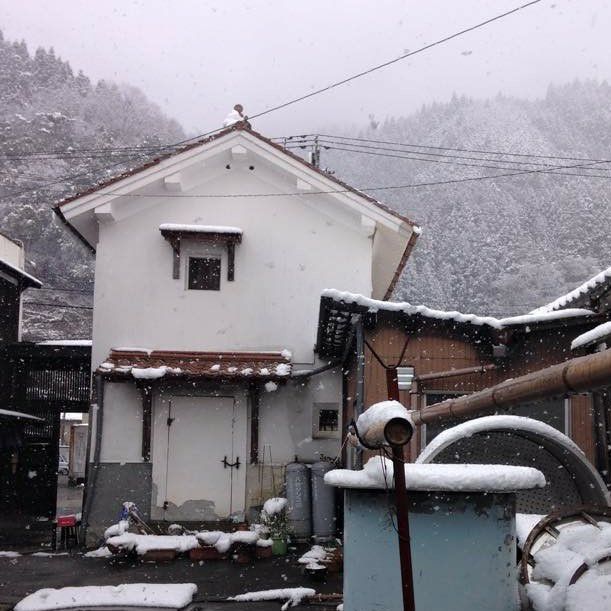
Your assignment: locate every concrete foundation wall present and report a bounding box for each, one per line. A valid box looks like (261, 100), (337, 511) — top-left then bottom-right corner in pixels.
(85, 462), (152, 545)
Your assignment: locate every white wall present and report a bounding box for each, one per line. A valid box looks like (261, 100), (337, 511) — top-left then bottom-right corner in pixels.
(91, 157), (373, 368)
(258, 366), (342, 464)
(0, 234), (23, 269)
(99, 382), (143, 462)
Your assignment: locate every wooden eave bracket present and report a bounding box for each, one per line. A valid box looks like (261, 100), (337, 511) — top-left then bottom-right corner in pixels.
(160, 229), (242, 281)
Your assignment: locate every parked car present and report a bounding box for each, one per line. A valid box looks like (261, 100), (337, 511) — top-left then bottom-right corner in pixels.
(58, 445), (69, 475)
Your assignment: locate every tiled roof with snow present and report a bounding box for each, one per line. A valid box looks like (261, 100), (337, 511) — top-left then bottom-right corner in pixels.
(571, 320), (611, 351)
(98, 349), (292, 380)
(530, 265), (611, 314)
(322, 289), (595, 330)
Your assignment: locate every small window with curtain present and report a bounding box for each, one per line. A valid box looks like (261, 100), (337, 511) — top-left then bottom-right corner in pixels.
(188, 256), (221, 291)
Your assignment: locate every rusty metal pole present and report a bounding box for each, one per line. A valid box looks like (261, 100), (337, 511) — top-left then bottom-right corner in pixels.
(386, 367), (416, 611)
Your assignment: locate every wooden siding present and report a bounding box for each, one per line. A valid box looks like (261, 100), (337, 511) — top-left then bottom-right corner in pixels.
(348, 319), (600, 462)
(570, 394), (596, 464)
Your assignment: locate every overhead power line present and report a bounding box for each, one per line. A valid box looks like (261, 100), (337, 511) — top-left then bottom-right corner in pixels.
(305, 143), (611, 179)
(90, 157), (611, 199)
(277, 134), (611, 165)
(247, 0), (544, 122)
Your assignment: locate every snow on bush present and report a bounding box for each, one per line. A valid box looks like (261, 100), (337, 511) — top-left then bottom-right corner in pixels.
(265, 381), (278, 392)
(263, 497), (288, 516)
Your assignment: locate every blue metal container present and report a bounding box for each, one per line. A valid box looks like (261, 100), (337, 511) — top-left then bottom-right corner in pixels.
(343, 489), (518, 611)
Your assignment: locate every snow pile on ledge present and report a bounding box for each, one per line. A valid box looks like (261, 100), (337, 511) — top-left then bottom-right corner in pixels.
(104, 519), (129, 539)
(84, 546), (113, 558)
(106, 533), (199, 555)
(298, 545), (331, 566)
(0, 550), (21, 557)
(356, 400), (412, 439)
(531, 265), (611, 315)
(159, 223), (242, 234)
(322, 289), (594, 329)
(524, 521), (611, 611)
(571, 321), (611, 350)
(37, 340), (92, 347)
(228, 587), (316, 610)
(15, 584), (197, 611)
(417, 415), (585, 464)
(262, 497), (288, 516)
(324, 455), (545, 492)
(131, 366), (182, 380)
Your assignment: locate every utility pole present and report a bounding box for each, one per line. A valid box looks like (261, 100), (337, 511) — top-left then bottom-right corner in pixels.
(386, 369), (416, 611)
(309, 135), (321, 168)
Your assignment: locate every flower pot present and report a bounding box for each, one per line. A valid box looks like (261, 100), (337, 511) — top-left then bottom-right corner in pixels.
(256, 544), (273, 559)
(140, 549), (177, 562)
(272, 538), (288, 556)
(192, 545), (225, 561)
(232, 545), (254, 564)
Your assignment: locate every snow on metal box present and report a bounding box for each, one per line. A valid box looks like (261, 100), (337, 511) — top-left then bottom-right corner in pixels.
(343, 488), (518, 611)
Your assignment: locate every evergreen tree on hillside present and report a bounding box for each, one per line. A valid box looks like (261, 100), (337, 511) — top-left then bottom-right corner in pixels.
(0, 30), (185, 340)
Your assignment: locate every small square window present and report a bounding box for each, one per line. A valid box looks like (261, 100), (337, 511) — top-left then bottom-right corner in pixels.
(319, 409), (339, 432)
(312, 403), (340, 439)
(188, 257), (221, 291)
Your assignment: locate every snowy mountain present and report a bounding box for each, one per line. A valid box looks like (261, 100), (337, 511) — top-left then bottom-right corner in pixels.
(0, 31), (184, 340)
(1, 28), (609, 339)
(323, 82), (611, 315)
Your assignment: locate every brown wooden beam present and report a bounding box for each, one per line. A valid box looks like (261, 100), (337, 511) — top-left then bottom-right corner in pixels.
(139, 384), (153, 461)
(249, 383), (260, 464)
(227, 242), (235, 281)
(172, 238), (181, 279)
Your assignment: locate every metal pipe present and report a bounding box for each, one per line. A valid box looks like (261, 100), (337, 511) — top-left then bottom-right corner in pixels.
(414, 363), (496, 383)
(413, 349), (611, 426)
(354, 317), (365, 469)
(386, 373), (416, 611)
(81, 373), (104, 544)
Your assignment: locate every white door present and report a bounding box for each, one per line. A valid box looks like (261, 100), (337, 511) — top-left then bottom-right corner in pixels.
(152, 394), (247, 520)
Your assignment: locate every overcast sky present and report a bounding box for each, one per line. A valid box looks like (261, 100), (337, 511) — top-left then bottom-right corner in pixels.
(1, 0), (610, 137)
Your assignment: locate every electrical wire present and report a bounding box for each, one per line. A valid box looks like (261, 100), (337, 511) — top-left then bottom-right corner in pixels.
(277, 133), (611, 165)
(313, 143), (611, 179)
(247, 0), (544, 122)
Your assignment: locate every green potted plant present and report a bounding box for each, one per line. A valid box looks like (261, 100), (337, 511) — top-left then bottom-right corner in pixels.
(261, 497), (288, 556)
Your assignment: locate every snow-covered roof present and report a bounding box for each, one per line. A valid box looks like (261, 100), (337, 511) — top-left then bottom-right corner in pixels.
(531, 265), (611, 314)
(324, 455), (545, 492)
(0, 408), (42, 421)
(37, 339), (92, 347)
(159, 223), (243, 235)
(571, 321), (611, 351)
(0, 257), (42, 289)
(98, 349), (292, 380)
(321, 289), (595, 330)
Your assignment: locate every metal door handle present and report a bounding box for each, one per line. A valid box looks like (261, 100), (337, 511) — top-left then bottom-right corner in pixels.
(221, 456), (240, 469)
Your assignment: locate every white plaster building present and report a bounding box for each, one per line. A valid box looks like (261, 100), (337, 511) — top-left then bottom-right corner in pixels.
(56, 123), (419, 537)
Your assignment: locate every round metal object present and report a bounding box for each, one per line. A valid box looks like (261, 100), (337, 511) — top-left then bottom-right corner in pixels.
(518, 506), (611, 584)
(384, 417), (413, 447)
(417, 416), (610, 514)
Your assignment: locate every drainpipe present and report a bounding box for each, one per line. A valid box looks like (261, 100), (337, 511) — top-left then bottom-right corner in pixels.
(354, 316), (365, 469)
(81, 373), (104, 544)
